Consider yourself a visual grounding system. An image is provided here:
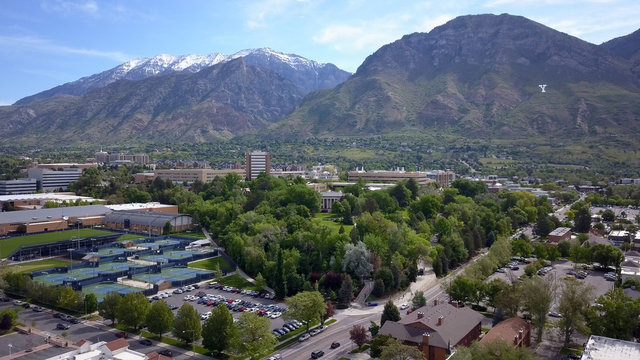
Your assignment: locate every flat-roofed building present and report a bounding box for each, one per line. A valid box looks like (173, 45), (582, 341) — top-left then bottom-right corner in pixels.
(348, 169), (432, 185)
(548, 227), (572, 243)
(245, 151), (270, 180)
(0, 204), (110, 235)
(27, 167), (83, 191)
(155, 168), (243, 184)
(0, 193), (104, 211)
(34, 163), (98, 170)
(582, 335), (640, 360)
(105, 202), (178, 213)
(0, 178), (37, 195)
(609, 230), (631, 247)
(426, 170), (456, 187)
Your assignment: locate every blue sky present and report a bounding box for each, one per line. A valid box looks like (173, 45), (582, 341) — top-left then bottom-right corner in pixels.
(1, 0), (638, 105)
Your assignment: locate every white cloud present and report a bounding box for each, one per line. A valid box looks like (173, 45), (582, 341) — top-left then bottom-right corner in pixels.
(0, 35), (130, 62)
(244, 0), (301, 29)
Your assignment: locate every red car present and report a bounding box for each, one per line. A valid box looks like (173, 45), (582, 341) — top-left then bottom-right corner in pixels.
(116, 331), (128, 338)
(406, 309), (413, 315)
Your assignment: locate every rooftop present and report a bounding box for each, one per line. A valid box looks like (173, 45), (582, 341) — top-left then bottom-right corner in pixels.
(549, 227), (572, 236)
(105, 202), (176, 211)
(0, 193), (103, 203)
(582, 335), (640, 360)
(0, 204), (110, 224)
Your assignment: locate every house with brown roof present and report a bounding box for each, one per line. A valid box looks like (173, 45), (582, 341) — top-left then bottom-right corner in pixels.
(480, 317), (531, 348)
(379, 300), (484, 360)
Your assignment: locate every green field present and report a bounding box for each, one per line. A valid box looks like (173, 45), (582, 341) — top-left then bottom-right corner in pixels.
(1, 258), (77, 274)
(0, 229), (115, 258)
(218, 274), (261, 291)
(117, 234), (146, 242)
(312, 213), (354, 234)
(188, 256), (232, 272)
(171, 230), (206, 239)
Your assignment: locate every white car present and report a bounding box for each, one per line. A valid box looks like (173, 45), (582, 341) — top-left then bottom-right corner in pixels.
(399, 303), (409, 310)
(298, 333), (310, 342)
(269, 312), (281, 319)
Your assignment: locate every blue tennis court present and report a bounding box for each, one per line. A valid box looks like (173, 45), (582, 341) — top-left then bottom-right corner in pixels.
(82, 282), (144, 301)
(141, 250), (195, 263)
(132, 267), (212, 283)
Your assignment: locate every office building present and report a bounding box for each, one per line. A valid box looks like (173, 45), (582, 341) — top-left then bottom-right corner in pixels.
(245, 151), (270, 180)
(0, 179), (37, 195)
(154, 168), (244, 184)
(348, 168), (432, 185)
(27, 168), (83, 191)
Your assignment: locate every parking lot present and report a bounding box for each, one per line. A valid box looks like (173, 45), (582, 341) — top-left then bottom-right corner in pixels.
(150, 281), (290, 332)
(487, 258), (616, 314)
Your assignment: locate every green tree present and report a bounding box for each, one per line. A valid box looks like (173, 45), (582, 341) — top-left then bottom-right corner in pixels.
(284, 291), (326, 332)
(202, 304), (235, 353)
(254, 273), (267, 290)
(229, 312), (277, 360)
(84, 293), (98, 314)
(557, 280), (594, 346)
(450, 339), (538, 360)
(380, 338), (425, 360)
(370, 334), (394, 358)
(163, 221), (173, 234)
(522, 274), (556, 342)
(146, 300), (174, 339)
(381, 300), (401, 326)
(412, 291), (426, 309)
(98, 291), (121, 325)
(117, 292), (150, 330)
(58, 286), (81, 311)
(274, 249), (286, 300)
(447, 276), (477, 305)
(172, 303), (202, 345)
(389, 183), (411, 208)
(588, 288), (640, 341)
(573, 206), (592, 233)
(339, 274), (354, 305)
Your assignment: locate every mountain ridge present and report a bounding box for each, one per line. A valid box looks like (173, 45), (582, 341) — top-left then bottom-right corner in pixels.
(15, 47), (351, 105)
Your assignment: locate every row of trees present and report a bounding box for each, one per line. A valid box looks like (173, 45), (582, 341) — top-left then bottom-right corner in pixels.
(98, 291), (278, 359)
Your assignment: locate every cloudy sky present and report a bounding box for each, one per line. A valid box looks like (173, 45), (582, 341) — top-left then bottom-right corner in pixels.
(1, 0), (638, 104)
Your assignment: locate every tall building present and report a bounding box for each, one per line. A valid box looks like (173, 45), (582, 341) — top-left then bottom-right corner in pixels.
(245, 151), (270, 180)
(27, 168), (83, 191)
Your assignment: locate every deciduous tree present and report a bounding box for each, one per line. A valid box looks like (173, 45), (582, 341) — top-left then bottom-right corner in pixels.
(230, 312), (277, 360)
(146, 300), (173, 339)
(284, 291), (326, 332)
(557, 280), (594, 346)
(98, 291), (121, 325)
(202, 304), (235, 353)
(412, 291), (426, 309)
(172, 303), (202, 344)
(117, 292), (150, 330)
(380, 338), (425, 360)
(349, 324), (369, 348)
(522, 274), (556, 342)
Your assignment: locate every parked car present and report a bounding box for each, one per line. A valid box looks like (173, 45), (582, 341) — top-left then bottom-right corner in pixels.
(13, 300), (24, 306)
(116, 331), (128, 338)
(159, 349), (173, 357)
(298, 333), (310, 342)
(139, 339), (152, 346)
(367, 302), (378, 306)
(32, 306), (44, 312)
(548, 311), (563, 318)
(310, 329), (320, 336)
(311, 350), (324, 359)
(331, 342), (341, 349)
(67, 317), (80, 324)
(56, 323), (70, 330)
(399, 303), (409, 310)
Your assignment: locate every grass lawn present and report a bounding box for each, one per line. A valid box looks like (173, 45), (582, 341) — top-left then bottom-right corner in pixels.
(1, 258), (77, 274)
(218, 274), (261, 291)
(140, 331), (209, 355)
(117, 234), (146, 242)
(312, 214), (353, 234)
(171, 230), (206, 239)
(0, 229), (115, 257)
(188, 257), (232, 273)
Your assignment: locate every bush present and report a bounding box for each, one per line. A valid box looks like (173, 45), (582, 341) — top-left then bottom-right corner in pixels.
(372, 279), (385, 297)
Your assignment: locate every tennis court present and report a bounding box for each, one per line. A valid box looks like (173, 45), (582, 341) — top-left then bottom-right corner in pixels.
(140, 250), (196, 263)
(96, 261), (144, 274)
(132, 266), (212, 284)
(82, 282), (143, 300)
(35, 269), (93, 285)
(139, 239), (182, 250)
(95, 247), (127, 256)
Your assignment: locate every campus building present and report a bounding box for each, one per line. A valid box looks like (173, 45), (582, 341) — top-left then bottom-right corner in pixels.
(245, 151), (270, 180)
(548, 227), (572, 243)
(95, 151), (149, 165)
(154, 168), (244, 184)
(348, 168), (432, 185)
(27, 167), (83, 191)
(320, 191), (344, 212)
(0, 178), (37, 195)
(102, 210), (193, 235)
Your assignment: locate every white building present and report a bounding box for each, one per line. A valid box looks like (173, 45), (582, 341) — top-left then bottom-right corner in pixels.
(0, 178), (37, 195)
(28, 168), (83, 191)
(46, 338), (147, 360)
(245, 151), (270, 180)
(582, 335), (640, 360)
(320, 191), (344, 212)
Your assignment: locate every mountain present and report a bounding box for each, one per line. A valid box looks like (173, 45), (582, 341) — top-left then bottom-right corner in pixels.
(15, 48), (351, 105)
(1, 58), (304, 144)
(267, 14), (640, 142)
